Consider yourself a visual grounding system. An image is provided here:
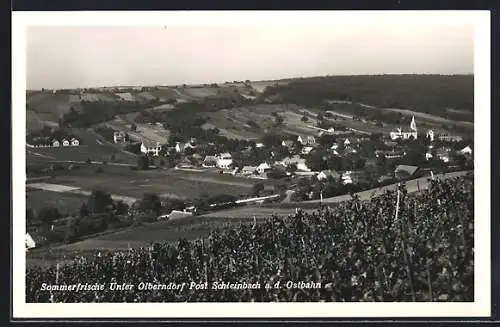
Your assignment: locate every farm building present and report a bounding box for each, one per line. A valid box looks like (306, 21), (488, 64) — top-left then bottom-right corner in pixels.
(436, 148), (451, 163)
(427, 129), (463, 143)
(241, 166), (257, 176)
(202, 155), (217, 167)
(70, 138), (80, 146)
(25, 233), (36, 251)
(62, 139), (70, 147)
(176, 141), (197, 153)
(459, 145), (473, 155)
(341, 171), (353, 185)
(330, 143), (339, 150)
(140, 140), (162, 156)
(52, 139), (60, 147)
(301, 146), (314, 155)
(216, 153), (233, 169)
(394, 165), (420, 180)
(256, 162), (272, 174)
(278, 155), (311, 172)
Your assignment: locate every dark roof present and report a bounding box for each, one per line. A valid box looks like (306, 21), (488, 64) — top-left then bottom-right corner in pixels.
(394, 165), (419, 175)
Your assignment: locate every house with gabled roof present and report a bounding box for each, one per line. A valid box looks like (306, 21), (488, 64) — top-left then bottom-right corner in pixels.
(241, 166), (258, 175)
(394, 165), (419, 179)
(140, 140), (162, 156)
(256, 162), (272, 174)
(297, 135), (316, 146)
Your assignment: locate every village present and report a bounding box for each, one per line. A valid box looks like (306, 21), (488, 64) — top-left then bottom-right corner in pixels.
(114, 114), (472, 203)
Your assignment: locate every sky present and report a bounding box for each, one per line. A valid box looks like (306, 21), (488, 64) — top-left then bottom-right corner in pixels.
(26, 23), (475, 89)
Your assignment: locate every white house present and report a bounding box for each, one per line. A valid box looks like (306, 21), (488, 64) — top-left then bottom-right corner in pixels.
(278, 155), (310, 172)
(460, 145), (473, 155)
(436, 148), (450, 163)
(241, 166), (257, 175)
(297, 135), (316, 146)
(70, 137), (80, 146)
(255, 142), (265, 148)
(216, 153), (233, 169)
(175, 142), (185, 153)
(341, 171), (353, 185)
(52, 139), (60, 147)
(256, 162), (272, 174)
(25, 233), (36, 251)
(344, 138), (351, 146)
(426, 130), (435, 142)
(202, 155), (218, 167)
(113, 131), (127, 143)
(140, 141), (162, 156)
(282, 140), (295, 148)
(425, 152), (433, 160)
(330, 143), (339, 150)
(62, 139), (70, 147)
(390, 116), (418, 140)
(176, 141), (197, 153)
(301, 146), (313, 155)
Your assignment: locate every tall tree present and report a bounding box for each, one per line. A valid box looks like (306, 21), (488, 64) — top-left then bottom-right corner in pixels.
(87, 190), (113, 214)
(79, 203), (89, 218)
(140, 193), (162, 215)
(37, 207), (61, 225)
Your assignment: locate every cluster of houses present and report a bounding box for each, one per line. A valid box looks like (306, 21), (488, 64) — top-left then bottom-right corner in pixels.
(132, 115), (472, 186)
(389, 116), (464, 143)
(27, 136), (80, 148)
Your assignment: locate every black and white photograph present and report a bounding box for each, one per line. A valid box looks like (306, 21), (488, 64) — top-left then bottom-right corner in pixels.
(12, 10), (491, 318)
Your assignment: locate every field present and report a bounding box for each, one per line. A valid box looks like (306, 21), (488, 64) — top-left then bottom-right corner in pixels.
(249, 80), (289, 93)
(26, 189), (88, 215)
(136, 92), (156, 102)
(202, 104), (335, 140)
(27, 93), (71, 118)
(52, 216), (254, 252)
(182, 87), (220, 98)
(116, 92), (135, 101)
(80, 93), (100, 102)
(148, 89), (179, 101)
(107, 115), (170, 143)
(26, 110), (44, 132)
(25, 165), (275, 202)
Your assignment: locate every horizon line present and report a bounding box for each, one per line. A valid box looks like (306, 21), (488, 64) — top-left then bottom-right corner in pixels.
(27, 72), (474, 91)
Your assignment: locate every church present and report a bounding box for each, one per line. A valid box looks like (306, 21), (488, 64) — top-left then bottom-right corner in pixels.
(389, 116), (418, 140)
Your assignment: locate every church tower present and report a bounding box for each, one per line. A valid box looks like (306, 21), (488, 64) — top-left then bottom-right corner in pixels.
(410, 116), (417, 131)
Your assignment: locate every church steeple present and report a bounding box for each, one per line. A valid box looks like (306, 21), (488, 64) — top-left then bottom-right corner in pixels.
(410, 116), (417, 131)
